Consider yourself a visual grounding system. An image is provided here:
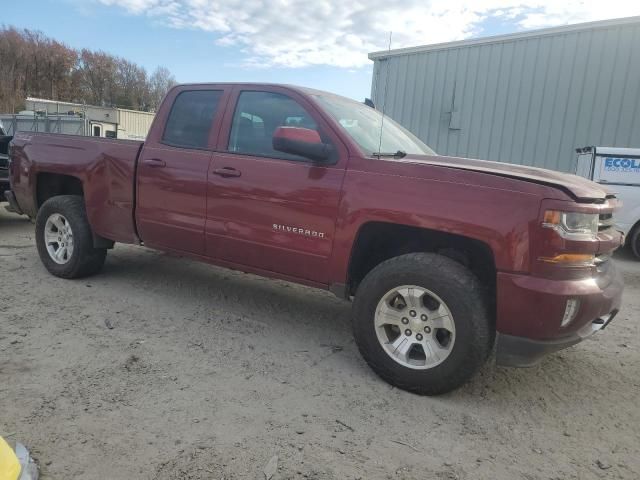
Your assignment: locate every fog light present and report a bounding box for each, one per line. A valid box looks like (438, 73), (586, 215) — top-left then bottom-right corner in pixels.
(562, 299), (581, 326)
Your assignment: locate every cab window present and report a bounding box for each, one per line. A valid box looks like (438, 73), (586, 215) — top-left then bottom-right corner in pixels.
(163, 90), (223, 149)
(228, 91), (318, 161)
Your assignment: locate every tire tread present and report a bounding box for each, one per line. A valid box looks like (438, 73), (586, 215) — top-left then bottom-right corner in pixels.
(35, 195), (107, 279)
(352, 252), (493, 395)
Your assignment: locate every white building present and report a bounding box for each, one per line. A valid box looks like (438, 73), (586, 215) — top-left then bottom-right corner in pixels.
(24, 97), (155, 140)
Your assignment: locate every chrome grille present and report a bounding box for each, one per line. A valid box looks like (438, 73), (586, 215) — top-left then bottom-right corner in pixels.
(598, 212), (614, 232)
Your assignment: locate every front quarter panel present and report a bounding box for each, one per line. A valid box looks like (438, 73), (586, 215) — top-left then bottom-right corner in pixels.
(329, 156), (547, 284)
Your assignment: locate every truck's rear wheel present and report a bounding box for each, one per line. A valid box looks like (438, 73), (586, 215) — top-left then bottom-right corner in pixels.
(352, 253), (493, 395)
(35, 195), (107, 278)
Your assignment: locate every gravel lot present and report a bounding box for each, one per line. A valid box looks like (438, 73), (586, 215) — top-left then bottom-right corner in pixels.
(1, 207), (639, 480)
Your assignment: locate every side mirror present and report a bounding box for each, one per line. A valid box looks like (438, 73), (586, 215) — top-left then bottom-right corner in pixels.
(272, 127), (332, 162)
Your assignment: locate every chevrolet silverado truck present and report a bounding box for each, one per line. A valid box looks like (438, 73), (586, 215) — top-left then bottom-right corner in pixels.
(5, 83), (624, 395)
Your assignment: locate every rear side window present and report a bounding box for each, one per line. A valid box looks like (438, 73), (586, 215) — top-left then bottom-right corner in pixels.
(163, 90), (222, 148)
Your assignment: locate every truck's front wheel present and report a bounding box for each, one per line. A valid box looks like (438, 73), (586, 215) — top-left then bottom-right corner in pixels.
(352, 253), (493, 395)
(35, 195), (107, 278)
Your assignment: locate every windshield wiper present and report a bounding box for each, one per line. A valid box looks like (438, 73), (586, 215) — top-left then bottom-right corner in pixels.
(372, 150), (407, 159)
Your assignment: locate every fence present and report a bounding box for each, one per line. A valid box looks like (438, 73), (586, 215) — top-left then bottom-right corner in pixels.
(0, 114), (87, 136)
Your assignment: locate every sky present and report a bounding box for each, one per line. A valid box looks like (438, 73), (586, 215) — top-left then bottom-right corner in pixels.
(3, 0), (640, 100)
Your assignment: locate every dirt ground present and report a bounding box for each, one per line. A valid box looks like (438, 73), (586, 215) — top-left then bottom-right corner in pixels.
(1, 206), (639, 480)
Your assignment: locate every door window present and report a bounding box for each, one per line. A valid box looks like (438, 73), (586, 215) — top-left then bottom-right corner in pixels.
(163, 90), (223, 149)
(229, 91), (318, 161)
(92, 125), (101, 137)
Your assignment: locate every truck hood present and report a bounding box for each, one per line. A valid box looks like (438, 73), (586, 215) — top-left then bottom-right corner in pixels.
(398, 154), (612, 202)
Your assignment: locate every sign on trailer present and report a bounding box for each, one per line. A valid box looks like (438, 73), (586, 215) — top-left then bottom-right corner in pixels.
(599, 155), (640, 186)
(575, 146), (640, 258)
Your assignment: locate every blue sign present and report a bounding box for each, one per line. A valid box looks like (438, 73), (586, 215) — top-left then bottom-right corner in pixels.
(604, 157), (640, 171)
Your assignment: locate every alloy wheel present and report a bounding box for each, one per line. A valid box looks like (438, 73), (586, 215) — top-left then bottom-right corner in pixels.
(374, 285), (456, 369)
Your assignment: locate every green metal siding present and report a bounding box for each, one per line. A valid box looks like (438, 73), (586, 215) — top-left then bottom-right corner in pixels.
(370, 19), (640, 172)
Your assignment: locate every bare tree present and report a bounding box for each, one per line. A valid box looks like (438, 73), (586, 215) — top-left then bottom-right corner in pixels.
(115, 58), (150, 110)
(0, 26), (177, 113)
(149, 66), (177, 111)
(76, 49), (118, 106)
(0, 27), (27, 112)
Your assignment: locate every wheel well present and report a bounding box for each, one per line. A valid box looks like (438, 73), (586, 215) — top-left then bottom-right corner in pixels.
(347, 222), (496, 306)
(37, 173), (83, 207)
(35, 173), (114, 249)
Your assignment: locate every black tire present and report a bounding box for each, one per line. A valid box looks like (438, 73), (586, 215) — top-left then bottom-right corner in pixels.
(35, 195), (107, 278)
(630, 225), (640, 260)
(352, 252), (493, 395)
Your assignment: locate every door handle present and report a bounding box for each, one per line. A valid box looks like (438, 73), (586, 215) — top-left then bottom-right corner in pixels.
(143, 158), (166, 168)
(213, 167), (241, 178)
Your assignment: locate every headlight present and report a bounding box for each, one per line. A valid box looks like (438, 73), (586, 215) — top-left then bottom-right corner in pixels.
(542, 210), (599, 240)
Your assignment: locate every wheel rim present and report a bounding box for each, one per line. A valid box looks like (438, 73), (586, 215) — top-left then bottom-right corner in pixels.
(374, 285), (456, 370)
(44, 213), (74, 265)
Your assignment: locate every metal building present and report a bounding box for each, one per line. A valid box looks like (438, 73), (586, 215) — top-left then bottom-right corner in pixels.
(369, 16), (640, 172)
(23, 97), (155, 140)
(0, 112), (86, 136)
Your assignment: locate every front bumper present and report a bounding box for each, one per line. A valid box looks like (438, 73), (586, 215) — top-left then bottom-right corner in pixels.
(497, 310), (618, 367)
(495, 258), (623, 367)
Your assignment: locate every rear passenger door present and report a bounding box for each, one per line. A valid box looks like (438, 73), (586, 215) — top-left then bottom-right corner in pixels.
(136, 86), (230, 255)
(206, 86), (348, 285)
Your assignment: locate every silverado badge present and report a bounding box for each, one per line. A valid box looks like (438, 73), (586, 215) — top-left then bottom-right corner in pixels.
(273, 224), (325, 239)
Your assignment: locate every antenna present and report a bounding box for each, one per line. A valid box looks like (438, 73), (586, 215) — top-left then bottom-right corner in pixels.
(377, 31), (392, 157)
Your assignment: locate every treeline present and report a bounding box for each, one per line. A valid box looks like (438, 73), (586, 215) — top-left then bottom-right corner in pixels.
(0, 26), (177, 113)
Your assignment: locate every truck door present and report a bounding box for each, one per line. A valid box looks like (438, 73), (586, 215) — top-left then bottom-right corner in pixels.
(206, 87), (348, 285)
(136, 86), (229, 254)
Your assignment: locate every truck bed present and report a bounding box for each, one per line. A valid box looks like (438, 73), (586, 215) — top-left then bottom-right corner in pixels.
(9, 132), (143, 243)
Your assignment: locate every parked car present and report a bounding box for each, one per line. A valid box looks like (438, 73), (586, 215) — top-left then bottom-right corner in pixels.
(0, 120), (11, 203)
(576, 146), (640, 259)
(5, 83), (624, 394)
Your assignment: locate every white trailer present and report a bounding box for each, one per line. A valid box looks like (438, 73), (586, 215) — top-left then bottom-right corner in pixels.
(576, 146), (640, 259)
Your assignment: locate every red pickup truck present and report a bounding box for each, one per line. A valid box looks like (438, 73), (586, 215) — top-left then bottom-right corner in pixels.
(6, 83), (624, 394)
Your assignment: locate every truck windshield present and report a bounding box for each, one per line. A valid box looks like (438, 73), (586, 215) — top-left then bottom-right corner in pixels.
(314, 94), (435, 157)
